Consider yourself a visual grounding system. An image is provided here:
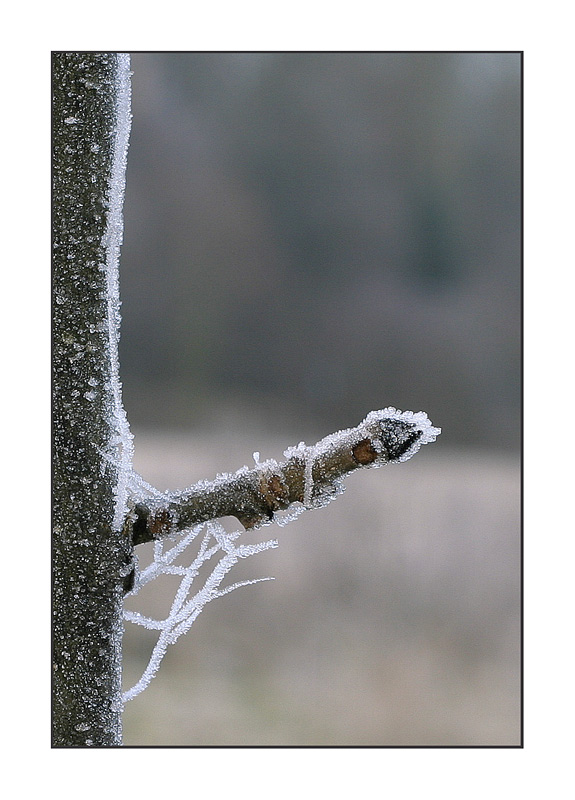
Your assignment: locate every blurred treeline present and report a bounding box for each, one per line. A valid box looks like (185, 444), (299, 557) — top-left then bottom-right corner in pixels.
(120, 52), (521, 450)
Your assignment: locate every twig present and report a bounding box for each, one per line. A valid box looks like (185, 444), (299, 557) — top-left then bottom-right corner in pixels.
(128, 408), (440, 546)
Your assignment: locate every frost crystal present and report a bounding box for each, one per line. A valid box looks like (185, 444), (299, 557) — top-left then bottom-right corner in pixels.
(103, 53), (134, 532)
(123, 481), (277, 703)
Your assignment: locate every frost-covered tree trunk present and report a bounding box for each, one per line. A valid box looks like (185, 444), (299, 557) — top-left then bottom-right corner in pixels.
(52, 52), (133, 747)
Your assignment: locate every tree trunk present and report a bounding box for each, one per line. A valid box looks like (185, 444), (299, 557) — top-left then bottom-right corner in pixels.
(52, 52), (132, 747)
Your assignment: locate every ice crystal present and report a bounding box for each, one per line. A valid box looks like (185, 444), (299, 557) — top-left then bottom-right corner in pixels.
(123, 479), (277, 703)
(104, 52), (134, 533)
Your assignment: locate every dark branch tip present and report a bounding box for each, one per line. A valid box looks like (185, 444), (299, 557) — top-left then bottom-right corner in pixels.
(379, 420), (422, 461)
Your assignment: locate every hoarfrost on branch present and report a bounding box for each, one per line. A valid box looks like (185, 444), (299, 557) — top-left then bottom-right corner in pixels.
(122, 408), (440, 701)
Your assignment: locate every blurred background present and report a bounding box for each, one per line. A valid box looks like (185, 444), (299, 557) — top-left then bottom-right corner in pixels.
(120, 52), (521, 746)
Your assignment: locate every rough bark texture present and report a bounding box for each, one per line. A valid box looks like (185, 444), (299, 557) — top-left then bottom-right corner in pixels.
(52, 52), (130, 747)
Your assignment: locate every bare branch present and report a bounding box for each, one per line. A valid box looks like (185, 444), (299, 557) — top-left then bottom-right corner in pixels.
(129, 408), (440, 546)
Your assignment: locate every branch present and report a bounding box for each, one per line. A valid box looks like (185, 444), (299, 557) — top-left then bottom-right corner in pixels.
(129, 408), (440, 546)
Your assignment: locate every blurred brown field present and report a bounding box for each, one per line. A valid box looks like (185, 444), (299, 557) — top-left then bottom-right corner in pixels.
(122, 427), (520, 746)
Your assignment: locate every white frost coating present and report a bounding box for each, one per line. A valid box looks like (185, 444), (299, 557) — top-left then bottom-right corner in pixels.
(273, 503), (306, 527)
(367, 407), (442, 462)
(103, 53), (135, 531)
(303, 446), (315, 507)
(282, 440), (315, 507)
(127, 470), (171, 503)
(311, 406), (440, 469)
(123, 518), (277, 702)
(124, 407), (439, 701)
(283, 408), (440, 511)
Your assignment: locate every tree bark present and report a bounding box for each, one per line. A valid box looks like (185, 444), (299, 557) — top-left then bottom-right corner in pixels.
(52, 52), (132, 747)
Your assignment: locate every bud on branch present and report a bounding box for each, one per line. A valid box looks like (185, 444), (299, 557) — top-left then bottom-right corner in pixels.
(129, 408), (440, 547)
